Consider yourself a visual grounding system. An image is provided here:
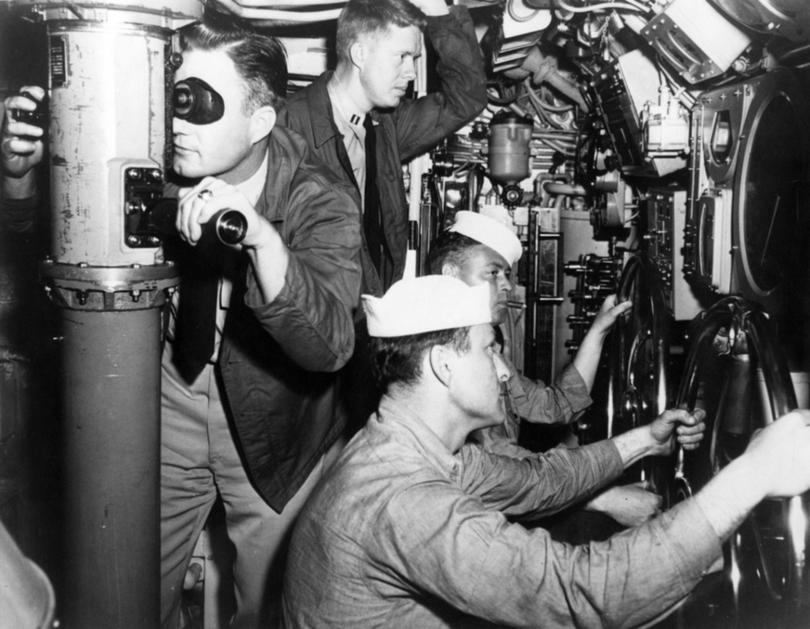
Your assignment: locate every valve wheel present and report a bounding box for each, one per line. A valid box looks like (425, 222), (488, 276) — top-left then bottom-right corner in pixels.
(604, 253), (670, 490)
(672, 296), (808, 626)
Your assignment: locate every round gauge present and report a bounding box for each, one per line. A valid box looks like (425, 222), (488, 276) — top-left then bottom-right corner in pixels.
(737, 92), (805, 296)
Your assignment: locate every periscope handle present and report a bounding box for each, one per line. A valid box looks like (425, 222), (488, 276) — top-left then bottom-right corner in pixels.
(144, 200), (246, 246)
(212, 209), (247, 246)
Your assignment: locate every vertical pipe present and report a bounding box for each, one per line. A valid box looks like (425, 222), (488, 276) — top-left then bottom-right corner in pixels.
(60, 307), (161, 628)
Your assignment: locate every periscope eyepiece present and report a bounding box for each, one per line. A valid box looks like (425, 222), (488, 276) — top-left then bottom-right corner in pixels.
(173, 77), (225, 125)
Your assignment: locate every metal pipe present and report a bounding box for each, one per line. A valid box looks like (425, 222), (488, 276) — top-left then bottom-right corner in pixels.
(59, 306), (162, 628)
(465, 166), (484, 213)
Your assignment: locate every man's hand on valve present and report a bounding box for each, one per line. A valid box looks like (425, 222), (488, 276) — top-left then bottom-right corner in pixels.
(648, 407), (708, 456)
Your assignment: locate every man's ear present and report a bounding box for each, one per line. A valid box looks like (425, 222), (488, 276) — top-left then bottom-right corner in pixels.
(349, 40), (366, 71)
(428, 344), (454, 388)
(249, 105), (276, 144)
(442, 261), (461, 278)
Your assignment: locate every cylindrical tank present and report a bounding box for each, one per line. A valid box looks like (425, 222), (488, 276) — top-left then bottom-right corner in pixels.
(47, 21), (169, 266)
(488, 110), (534, 184)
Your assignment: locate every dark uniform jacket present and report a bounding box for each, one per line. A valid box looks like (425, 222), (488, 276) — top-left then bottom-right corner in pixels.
(281, 6), (488, 297)
(168, 126), (361, 512)
(280, 7), (488, 433)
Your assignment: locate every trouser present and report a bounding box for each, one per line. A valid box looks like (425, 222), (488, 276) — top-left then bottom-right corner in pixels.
(160, 348), (340, 628)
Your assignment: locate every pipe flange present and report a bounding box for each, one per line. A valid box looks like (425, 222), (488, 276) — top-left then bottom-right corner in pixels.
(39, 260), (179, 311)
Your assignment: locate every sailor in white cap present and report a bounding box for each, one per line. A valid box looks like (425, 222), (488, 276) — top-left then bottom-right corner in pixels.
(431, 210), (629, 387)
(278, 275), (807, 629)
(428, 210), (632, 431)
(428, 210), (664, 529)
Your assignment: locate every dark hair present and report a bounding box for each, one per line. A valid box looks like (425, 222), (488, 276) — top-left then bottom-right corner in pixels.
(370, 326), (470, 392)
(336, 0), (427, 65)
(178, 10), (287, 112)
(427, 230), (479, 275)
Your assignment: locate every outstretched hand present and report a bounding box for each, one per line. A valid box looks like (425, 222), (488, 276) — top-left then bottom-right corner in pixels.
(572, 294), (633, 392)
(744, 409), (810, 499)
(589, 294), (633, 336)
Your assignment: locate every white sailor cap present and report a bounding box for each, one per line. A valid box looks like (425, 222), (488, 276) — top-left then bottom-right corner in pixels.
(449, 211), (523, 266)
(363, 276), (492, 338)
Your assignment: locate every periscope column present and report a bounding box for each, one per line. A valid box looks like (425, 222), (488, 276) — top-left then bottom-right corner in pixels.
(10, 1), (202, 627)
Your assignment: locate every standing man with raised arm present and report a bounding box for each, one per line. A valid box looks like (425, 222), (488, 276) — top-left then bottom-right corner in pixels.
(282, 0), (487, 433)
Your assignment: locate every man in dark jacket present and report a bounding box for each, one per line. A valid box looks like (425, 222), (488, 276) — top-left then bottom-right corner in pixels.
(160, 15), (361, 629)
(281, 0), (487, 432)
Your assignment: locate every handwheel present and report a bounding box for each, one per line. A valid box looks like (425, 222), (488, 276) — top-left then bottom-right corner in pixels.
(672, 296), (809, 626)
(604, 253), (671, 490)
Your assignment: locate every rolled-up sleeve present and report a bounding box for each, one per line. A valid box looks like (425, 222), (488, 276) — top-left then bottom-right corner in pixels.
(508, 362), (592, 425)
(459, 440), (623, 517)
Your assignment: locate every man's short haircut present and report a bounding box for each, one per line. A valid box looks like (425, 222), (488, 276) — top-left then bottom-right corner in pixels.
(336, 0), (428, 65)
(427, 230), (480, 275)
(178, 10), (287, 112)
(370, 326), (470, 391)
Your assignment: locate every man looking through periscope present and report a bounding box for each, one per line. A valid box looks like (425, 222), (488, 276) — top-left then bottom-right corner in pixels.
(282, 274), (810, 628)
(162, 14), (360, 629)
(1, 12), (362, 628)
(429, 211), (662, 527)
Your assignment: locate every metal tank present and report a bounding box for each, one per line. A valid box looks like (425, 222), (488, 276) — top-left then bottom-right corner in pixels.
(6, 1), (202, 627)
(488, 110), (534, 206)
